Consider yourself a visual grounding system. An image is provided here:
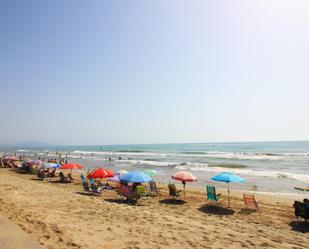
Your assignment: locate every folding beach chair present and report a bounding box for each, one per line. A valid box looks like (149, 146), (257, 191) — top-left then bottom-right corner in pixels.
(136, 185), (146, 197)
(206, 185), (221, 204)
(168, 183), (181, 199)
(135, 185), (149, 203)
(90, 183), (102, 195)
(82, 181), (92, 195)
(243, 193), (259, 210)
(149, 181), (158, 195)
(293, 201), (309, 221)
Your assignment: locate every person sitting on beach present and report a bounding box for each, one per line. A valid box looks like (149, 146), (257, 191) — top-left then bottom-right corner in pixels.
(132, 182), (141, 192)
(121, 183), (130, 196)
(49, 168), (57, 177)
(80, 174), (86, 183)
(304, 199), (309, 218)
(67, 173), (74, 181)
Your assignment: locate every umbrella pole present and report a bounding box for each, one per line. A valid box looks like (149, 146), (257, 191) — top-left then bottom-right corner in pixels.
(228, 182), (230, 207)
(183, 184), (185, 199)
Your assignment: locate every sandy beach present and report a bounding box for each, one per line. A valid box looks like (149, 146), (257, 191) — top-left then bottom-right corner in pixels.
(0, 168), (308, 249)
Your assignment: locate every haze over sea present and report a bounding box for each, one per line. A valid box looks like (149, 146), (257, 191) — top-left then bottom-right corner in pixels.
(2, 140), (309, 196)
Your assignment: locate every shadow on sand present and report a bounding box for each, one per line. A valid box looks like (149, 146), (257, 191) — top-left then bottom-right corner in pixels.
(289, 221), (309, 233)
(105, 198), (135, 205)
(48, 180), (71, 184)
(159, 199), (186, 205)
(31, 178), (44, 181)
(75, 191), (102, 197)
(238, 208), (257, 215)
(198, 204), (235, 216)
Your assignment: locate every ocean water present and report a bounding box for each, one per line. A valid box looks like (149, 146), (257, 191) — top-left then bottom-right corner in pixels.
(1, 141), (309, 197)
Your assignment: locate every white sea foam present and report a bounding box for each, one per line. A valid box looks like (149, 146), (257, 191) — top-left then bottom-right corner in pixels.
(17, 149), (29, 153)
(116, 159), (178, 167)
(181, 151), (309, 161)
(72, 150), (170, 157)
(71, 150), (309, 161)
(175, 164), (309, 182)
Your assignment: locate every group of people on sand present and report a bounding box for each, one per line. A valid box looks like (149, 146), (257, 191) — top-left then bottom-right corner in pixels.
(0, 155), (74, 183)
(37, 167), (59, 179)
(80, 174), (113, 194)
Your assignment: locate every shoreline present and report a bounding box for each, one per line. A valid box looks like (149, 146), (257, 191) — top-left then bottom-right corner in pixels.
(2, 146), (309, 197)
(0, 168), (308, 249)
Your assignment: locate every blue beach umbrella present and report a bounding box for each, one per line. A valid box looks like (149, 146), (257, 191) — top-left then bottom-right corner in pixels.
(120, 171), (153, 183)
(42, 162), (61, 169)
(211, 172), (245, 206)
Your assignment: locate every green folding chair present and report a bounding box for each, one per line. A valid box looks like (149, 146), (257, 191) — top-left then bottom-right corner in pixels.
(206, 185), (221, 204)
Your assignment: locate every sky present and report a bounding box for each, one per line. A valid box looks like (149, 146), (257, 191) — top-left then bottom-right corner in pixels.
(0, 0), (309, 145)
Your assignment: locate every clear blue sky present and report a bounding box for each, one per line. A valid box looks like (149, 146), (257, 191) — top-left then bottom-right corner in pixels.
(0, 0), (308, 145)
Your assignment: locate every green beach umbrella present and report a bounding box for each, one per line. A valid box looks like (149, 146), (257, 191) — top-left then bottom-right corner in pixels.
(144, 169), (158, 177)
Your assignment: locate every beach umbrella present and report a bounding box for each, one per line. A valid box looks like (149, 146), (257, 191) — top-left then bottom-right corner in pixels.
(42, 162), (60, 168)
(27, 159), (43, 165)
(107, 174), (120, 182)
(144, 169), (158, 177)
(120, 171), (152, 183)
(116, 170), (128, 175)
(4, 156), (18, 161)
(211, 172), (245, 207)
(87, 168), (115, 179)
(60, 163), (83, 170)
(172, 171), (197, 198)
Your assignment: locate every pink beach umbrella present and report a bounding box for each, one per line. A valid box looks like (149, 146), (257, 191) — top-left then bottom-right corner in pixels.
(172, 171), (197, 198)
(4, 156), (18, 161)
(107, 174), (120, 182)
(27, 159), (43, 165)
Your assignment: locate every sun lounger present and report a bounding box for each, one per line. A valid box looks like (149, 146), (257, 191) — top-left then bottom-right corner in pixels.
(168, 183), (182, 199)
(206, 185), (221, 204)
(243, 193), (259, 210)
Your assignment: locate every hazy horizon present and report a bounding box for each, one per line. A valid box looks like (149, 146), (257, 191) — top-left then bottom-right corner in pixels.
(1, 1), (309, 145)
(1, 139), (309, 148)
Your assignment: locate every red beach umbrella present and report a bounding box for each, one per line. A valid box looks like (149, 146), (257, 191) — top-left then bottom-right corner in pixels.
(60, 163), (83, 170)
(87, 168), (115, 179)
(172, 171), (197, 198)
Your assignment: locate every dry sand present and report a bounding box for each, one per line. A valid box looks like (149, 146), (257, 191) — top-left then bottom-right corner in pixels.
(0, 168), (308, 249)
(0, 215), (44, 249)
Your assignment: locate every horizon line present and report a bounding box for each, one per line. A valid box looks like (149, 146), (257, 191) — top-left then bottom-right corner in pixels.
(1, 139), (309, 147)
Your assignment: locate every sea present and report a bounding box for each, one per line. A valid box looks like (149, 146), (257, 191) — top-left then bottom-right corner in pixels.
(1, 141), (309, 197)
